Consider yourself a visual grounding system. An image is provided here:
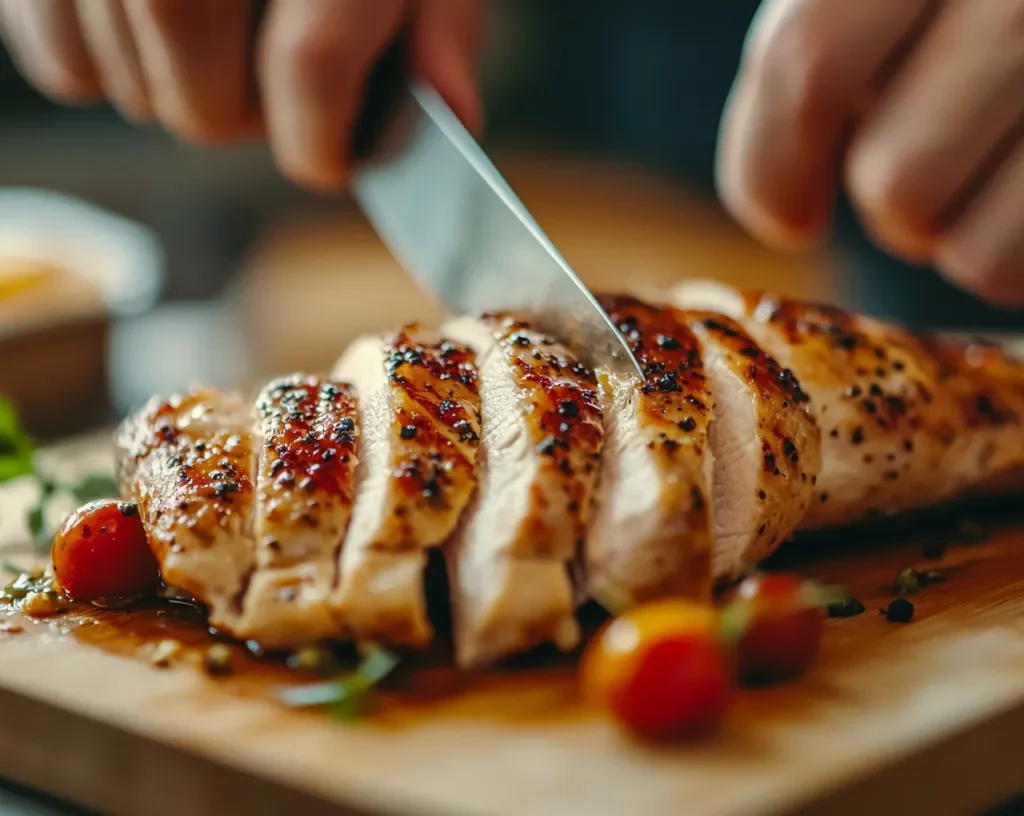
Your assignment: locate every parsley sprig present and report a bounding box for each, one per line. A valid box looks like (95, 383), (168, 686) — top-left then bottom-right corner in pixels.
(0, 395), (118, 550)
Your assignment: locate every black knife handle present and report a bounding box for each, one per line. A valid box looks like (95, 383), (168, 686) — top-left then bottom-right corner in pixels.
(350, 33), (410, 162)
(249, 0), (410, 163)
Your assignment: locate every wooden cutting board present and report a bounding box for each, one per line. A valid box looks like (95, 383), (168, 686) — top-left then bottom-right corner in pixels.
(1, 434), (1023, 816)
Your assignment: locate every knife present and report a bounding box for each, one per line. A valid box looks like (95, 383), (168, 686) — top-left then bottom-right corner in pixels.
(348, 45), (643, 379)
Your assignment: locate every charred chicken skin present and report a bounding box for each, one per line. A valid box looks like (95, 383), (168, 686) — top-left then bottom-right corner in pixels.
(114, 284), (1024, 664)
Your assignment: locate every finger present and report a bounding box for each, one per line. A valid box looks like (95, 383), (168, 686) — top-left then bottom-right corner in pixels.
(74, 0), (151, 122)
(846, 0), (1024, 263)
(122, 0), (253, 143)
(935, 134), (1024, 307)
(411, 0), (483, 135)
(0, 0), (102, 103)
(717, 0), (936, 250)
(257, 0), (405, 191)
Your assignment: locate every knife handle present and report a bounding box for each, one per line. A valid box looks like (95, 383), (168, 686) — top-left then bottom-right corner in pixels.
(350, 33), (410, 162)
(249, 0), (410, 163)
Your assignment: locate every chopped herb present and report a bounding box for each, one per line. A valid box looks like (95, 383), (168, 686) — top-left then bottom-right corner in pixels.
(827, 597), (867, 618)
(286, 645), (339, 677)
(3, 571), (50, 601)
(277, 644), (399, 720)
(203, 644), (235, 676)
(893, 567), (921, 595)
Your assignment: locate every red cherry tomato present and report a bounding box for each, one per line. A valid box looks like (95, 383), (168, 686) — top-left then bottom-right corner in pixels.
(613, 634), (733, 740)
(51, 499), (160, 602)
(581, 600), (733, 740)
(732, 572), (823, 684)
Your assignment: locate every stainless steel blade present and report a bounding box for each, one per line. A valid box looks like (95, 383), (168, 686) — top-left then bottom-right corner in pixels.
(351, 82), (643, 379)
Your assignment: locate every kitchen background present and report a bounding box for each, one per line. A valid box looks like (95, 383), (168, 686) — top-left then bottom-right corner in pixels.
(0, 0), (1017, 443)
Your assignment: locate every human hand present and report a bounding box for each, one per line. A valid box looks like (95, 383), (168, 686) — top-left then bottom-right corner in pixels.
(0, 0), (481, 191)
(717, 0), (1024, 306)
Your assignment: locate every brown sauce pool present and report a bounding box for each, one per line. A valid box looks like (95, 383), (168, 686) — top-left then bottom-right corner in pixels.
(6, 500), (1021, 727)
(27, 594), (597, 726)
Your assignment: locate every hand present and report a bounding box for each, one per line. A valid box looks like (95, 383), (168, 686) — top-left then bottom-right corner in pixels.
(0, 0), (482, 191)
(717, 0), (1024, 306)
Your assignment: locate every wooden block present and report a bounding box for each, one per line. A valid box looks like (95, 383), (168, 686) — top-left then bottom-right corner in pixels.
(0, 436), (1023, 816)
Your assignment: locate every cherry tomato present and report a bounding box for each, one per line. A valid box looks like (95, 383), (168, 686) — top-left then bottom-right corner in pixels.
(51, 499), (160, 602)
(731, 572), (823, 684)
(581, 599), (733, 740)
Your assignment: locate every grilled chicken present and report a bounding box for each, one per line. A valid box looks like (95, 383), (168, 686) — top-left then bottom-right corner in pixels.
(914, 336), (1024, 496)
(234, 375), (359, 647)
(114, 283), (1024, 663)
(671, 280), (1024, 529)
(585, 296), (714, 606)
(442, 314), (604, 668)
(681, 311), (820, 579)
(331, 325), (481, 647)
(114, 389), (256, 632)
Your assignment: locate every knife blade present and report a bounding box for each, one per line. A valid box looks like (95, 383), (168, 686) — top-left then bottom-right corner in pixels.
(351, 80), (643, 379)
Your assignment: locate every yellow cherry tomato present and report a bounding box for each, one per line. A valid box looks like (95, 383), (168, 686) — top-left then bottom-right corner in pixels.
(581, 598), (719, 707)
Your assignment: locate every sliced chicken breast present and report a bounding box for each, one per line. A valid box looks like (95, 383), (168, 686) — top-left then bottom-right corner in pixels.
(671, 280), (971, 529)
(913, 335), (1024, 495)
(234, 375), (359, 648)
(114, 388), (256, 631)
(585, 296), (714, 606)
(442, 314), (604, 668)
(680, 310), (820, 579)
(332, 325), (481, 647)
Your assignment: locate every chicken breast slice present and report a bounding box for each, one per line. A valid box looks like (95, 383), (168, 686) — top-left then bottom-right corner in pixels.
(585, 295), (714, 607)
(332, 325), (481, 647)
(680, 310), (821, 579)
(234, 375), (359, 648)
(672, 280), (971, 529)
(114, 388), (256, 632)
(913, 335), (1024, 494)
(443, 314), (604, 668)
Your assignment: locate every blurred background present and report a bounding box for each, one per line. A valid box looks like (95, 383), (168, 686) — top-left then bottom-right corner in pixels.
(1, 0), (1018, 441)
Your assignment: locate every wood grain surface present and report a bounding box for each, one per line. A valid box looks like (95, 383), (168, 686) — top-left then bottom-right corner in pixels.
(1, 434), (1023, 816)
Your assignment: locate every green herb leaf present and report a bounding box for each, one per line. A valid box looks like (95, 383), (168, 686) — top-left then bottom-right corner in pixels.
(276, 645), (399, 720)
(0, 396), (35, 483)
(71, 474), (119, 504)
(27, 504), (44, 540)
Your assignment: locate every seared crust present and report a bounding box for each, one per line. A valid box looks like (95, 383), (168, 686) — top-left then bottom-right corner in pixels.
(333, 325), (481, 647)
(381, 325), (481, 550)
(585, 295), (713, 605)
(739, 292), (968, 527)
(235, 375), (359, 647)
(915, 336), (1024, 491)
(114, 388), (256, 630)
(672, 280), (1023, 529)
(496, 314), (604, 557)
(684, 311), (820, 575)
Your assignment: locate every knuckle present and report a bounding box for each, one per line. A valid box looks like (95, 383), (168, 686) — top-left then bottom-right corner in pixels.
(33, 68), (103, 106)
(943, 249), (1024, 307)
(285, 29), (361, 92)
(743, 0), (840, 130)
(846, 143), (938, 242)
(137, 0), (188, 29)
(277, 155), (348, 193)
(161, 111), (244, 146)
